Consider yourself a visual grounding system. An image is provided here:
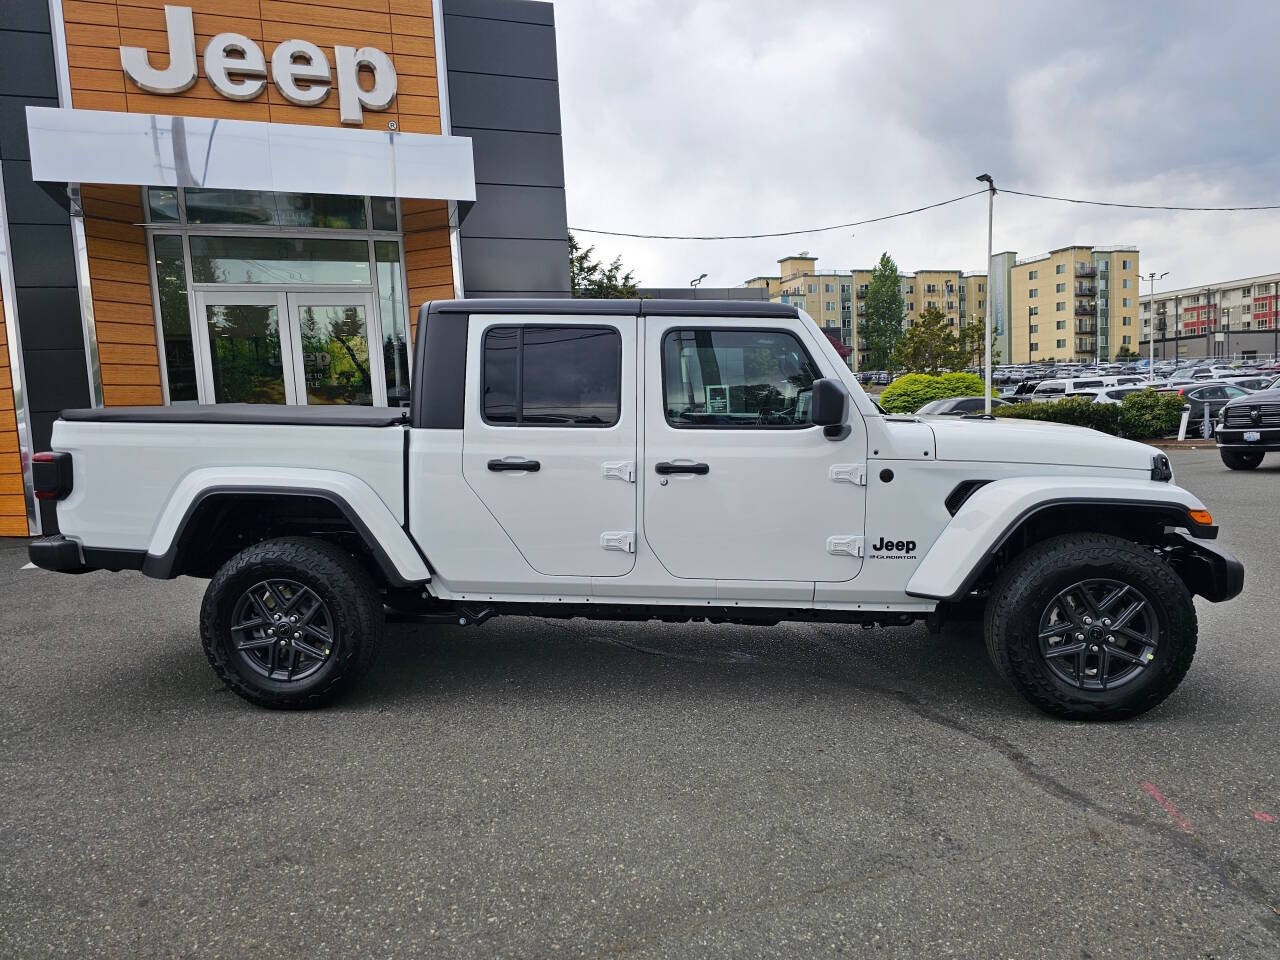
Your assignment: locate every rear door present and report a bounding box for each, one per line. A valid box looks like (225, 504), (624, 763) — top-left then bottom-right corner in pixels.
(461, 314), (638, 577)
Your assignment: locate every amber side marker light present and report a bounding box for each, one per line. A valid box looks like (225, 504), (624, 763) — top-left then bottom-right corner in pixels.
(1188, 509), (1214, 526)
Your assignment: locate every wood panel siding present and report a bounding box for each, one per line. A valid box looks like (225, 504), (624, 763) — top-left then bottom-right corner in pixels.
(80, 184), (165, 407)
(401, 199), (455, 326)
(0, 295), (31, 535)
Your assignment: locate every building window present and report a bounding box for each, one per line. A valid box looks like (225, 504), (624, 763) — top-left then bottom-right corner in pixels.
(1056, 338), (1066, 348)
(1028, 270), (1038, 280)
(1055, 283), (1065, 293)
(1030, 341), (1039, 352)
(978, 283), (984, 292)
(947, 300), (955, 309)
(906, 302), (914, 312)
(1056, 301), (1065, 312)
(808, 283), (816, 293)
(825, 301), (835, 312)
(483, 326), (621, 426)
(1122, 335), (1132, 345)
(1029, 306), (1039, 316)
(1055, 264), (1065, 275)
(1121, 259), (1131, 270)
(152, 235), (197, 403)
(1030, 323), (1039, 333)
(977, 299), (984, 310)
(1122, 316), (1132, 326)
(662, 329), (820, 428)
(1028, 289), (1038, 298)
(1122, 278), (1130, 288)
(1056, 320), (1066, 329)
(1243, 304), (1251, 313)
(1122, 297), (1131, 307)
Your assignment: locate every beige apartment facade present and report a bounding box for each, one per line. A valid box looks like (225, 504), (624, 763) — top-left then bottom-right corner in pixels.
(1007, 246), (1140, 364)
(745, 255), (987, 370)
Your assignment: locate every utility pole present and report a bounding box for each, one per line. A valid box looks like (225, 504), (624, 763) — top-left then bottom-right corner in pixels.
(1028, 305), (1034, 364)
(977, 174), (995, 413)
(1145, 271), (1168, 379)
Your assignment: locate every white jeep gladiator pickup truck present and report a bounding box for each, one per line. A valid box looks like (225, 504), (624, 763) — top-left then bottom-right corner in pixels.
(29, 299), (1243, 719)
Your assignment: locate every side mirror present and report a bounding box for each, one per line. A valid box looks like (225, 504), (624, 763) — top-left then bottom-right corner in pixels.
(810, 378), (851, 440)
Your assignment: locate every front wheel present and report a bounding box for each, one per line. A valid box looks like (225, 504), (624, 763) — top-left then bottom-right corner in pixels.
(984, 534), (1197, 720)
(1220, 449), (1264, 470)
(201, 537), (384, 709)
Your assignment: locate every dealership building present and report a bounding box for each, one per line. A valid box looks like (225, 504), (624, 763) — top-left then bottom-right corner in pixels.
(0, 0), (570, 536)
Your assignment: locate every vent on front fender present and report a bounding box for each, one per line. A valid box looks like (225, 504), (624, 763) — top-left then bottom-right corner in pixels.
(944, 479), (991, 516)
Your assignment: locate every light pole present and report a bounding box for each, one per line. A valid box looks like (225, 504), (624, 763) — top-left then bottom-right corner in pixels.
(977, 174), (995, 412)
(1146, 271), (1168, 379)
(1273, 280), (1278, 363)
(1027, 305), (1034, 364)
(690, 273), (707, 288)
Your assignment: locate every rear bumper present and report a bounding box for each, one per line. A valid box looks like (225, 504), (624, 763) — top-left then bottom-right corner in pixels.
(1164, 532), (1244, 603)
(28, 535), (146, 575)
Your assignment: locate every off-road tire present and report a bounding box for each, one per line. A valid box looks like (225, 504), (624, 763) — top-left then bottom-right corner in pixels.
(201, 537), (383, 709)
(984, 533), (1197, 720)
(1220, 449), (1264, 470)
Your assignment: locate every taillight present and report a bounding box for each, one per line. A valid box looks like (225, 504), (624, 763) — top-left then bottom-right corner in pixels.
(32, 451), (73, 501)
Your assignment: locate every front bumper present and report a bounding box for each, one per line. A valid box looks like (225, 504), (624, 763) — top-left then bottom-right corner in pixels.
(1164, 532), (1244, 603)
(1216, 425), (1280, 451)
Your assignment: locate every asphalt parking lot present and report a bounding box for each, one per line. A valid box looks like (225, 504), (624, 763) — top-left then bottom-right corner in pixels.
(2, 449), (1278, 959)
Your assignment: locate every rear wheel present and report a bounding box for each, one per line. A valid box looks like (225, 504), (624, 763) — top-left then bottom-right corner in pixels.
(985, 533), (1196, 720)
(201, 537), (383, 709)
(1220, 449), (1264, 470)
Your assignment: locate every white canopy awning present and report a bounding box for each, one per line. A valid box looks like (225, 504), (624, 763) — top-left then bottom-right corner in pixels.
(26, 107), (475, 202)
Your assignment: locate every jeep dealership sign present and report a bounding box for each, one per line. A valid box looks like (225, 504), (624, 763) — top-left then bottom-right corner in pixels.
(120, 5), (397, 125)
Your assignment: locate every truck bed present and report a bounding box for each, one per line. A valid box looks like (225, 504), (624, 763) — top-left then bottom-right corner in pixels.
(60, 404), (410, 428)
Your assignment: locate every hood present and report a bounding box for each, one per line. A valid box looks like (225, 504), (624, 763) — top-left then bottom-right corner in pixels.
(1223, 387), (1280, 409)
(923, 415), (1158, 472)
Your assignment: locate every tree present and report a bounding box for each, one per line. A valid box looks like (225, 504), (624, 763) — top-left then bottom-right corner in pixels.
(569, 232), (639, 298)
(862, 252), (905, 369)
(1115, 345), (1138, 361)
(891, 305), (969, 374)
(957, 316), (1001, 368)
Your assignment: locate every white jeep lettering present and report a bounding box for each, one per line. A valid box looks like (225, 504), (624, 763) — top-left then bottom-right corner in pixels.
(119, 5), (396, 125)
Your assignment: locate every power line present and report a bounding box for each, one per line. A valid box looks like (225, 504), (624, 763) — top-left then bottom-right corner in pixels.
(568, 189), (987, 241)
(1001, 188), (1280, 212)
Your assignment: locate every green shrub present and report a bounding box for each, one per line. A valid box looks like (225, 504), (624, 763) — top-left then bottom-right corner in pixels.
(1117, 389), (1186, 439)
(992, 396), (1120, 434)
(879, 372), (988, 413)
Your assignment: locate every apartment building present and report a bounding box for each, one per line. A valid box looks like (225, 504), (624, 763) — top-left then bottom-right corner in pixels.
(1139, 272), (1280, 361)
(744, 255), (987, 370)
(1007, 246), (1140, 364)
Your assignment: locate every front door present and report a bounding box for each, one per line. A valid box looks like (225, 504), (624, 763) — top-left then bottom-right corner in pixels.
(641, 318), (867, 583)
(461, 315), (638, 577)
(195, 290), (380, 405)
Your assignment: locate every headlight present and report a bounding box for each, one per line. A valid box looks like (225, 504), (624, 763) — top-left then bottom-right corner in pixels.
(1150, 454), (1173, 482)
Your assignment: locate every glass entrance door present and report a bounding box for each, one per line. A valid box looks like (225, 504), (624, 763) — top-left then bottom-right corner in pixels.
(196, 291), (295, 404)
(287, 292), (381, 406)
(195, 290), (382, 405)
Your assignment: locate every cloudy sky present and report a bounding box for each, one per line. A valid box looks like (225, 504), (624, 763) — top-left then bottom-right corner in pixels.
(552, 0), (1280, 294)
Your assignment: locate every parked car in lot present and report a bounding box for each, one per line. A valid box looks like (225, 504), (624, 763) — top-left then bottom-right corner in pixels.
(1216, 384), (1280, 469)
(1065, 386), (1151, 406)
(1162, 382), (1254, 437)
(1004, 380), (1044, 403)
(28, 299), (1242, 720)
(915, 396), (1010, 415)
(1226, 374), (1280, 392)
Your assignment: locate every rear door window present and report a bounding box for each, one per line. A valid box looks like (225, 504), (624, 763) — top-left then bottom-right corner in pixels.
(482, 325), (621, 426)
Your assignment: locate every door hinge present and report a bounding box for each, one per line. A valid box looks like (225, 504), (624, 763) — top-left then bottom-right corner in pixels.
(826, 535), (864, 558)
(830, 463), (867, 485)
(600, 531), (636, 553)
(601, 460), (636, 483)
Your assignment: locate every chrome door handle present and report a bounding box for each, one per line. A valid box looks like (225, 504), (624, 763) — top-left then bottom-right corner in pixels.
(488, 459), (541, 472)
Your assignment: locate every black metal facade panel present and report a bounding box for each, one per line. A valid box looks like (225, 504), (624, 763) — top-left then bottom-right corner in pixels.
(0, 95), (57, 162)
(3, 161), (71, 225)
(1, 4), (90, 531)
(458, 237), (571, 295)
(443, 14), (559, 80)
(442, 0), (555, 26)
(452, 127), (565, 187)
(444, 0), (570, 299)
(448, 72), (562, 134)
(461, 183), (568, 240)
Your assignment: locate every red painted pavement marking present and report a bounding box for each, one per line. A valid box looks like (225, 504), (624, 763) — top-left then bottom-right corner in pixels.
(1253, 811), (1275, 823)
(1140, 781), (1194, 833)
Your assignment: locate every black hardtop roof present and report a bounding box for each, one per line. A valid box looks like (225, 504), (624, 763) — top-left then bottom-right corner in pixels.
(427, 298), (801, 319)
